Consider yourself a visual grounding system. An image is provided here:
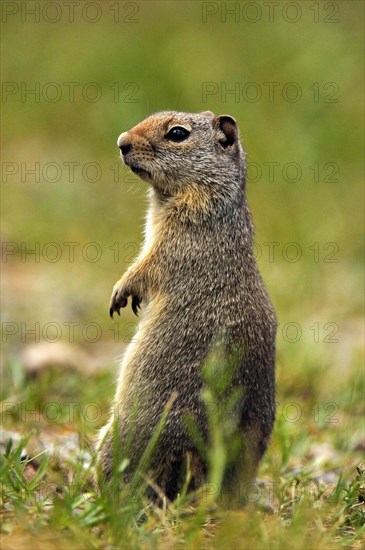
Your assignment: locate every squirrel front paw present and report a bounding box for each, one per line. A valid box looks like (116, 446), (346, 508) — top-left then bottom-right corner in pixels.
(109, 280), (142, 318)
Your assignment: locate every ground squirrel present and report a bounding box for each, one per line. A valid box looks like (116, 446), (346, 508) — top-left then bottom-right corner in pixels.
(97, 110), (277, 504)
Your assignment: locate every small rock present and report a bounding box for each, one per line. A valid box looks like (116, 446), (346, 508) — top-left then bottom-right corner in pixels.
(21, 342), (97, 376)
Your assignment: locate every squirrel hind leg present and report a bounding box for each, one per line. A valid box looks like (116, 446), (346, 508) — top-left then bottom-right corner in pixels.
(147, 452), (207, 504)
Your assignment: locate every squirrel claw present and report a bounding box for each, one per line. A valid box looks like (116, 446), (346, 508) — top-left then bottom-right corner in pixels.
(132, 296), (142, 316)
(109, 306), (120, 319)
(109, 290), (128, 319)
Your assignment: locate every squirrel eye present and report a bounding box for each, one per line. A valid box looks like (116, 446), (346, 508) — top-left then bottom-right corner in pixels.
(165, 126), (190, 142)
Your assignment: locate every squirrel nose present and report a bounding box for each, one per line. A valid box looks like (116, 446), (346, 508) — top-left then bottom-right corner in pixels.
(117, 132), (132, 155)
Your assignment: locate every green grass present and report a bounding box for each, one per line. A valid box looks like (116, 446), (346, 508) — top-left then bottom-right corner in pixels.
(1, 0), (364, 548)
(1, 355), (364, 549)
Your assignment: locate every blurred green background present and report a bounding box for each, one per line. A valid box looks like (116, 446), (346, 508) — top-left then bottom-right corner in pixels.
(1, 1), (363, 402)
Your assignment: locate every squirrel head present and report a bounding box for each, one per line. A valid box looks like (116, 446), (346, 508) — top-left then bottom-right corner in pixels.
(117, 111), (246, 198)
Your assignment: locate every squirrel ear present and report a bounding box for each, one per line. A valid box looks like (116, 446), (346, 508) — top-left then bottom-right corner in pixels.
(200, 110), (215, 119)
(213, 115), (238, 148)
